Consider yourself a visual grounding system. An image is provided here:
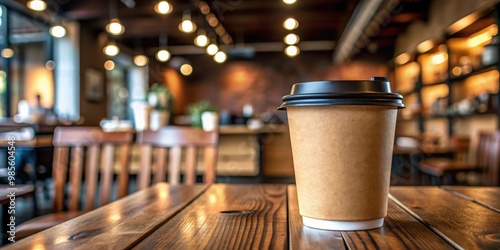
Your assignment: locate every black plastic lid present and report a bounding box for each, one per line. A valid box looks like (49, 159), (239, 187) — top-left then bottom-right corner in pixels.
(278, 77), (404, 110)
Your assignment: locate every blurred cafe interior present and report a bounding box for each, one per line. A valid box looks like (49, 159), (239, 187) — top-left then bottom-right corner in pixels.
(1, 0), (500, 244)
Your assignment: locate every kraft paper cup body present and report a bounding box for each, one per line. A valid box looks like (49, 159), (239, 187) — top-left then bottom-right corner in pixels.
(279, 78), (403, 231)
(288, 105), (397, 230)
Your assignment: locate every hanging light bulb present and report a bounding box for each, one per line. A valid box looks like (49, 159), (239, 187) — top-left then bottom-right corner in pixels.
(134, 55), (149, 67)
(180, 63), (193, 76)
(214, 51), (227, 63)
(156, 49), (171, 62)
(106, 18), (125, 35)
(27, 0), (46, 11)
(178, 11), (197, 33)
(154, 0), (173, 14)
(49, 24), (67, 38)
(206, 44), (219, 55)
(284, 33), (300, 45)
(1, 48), (14, 58)
(104, 60), (115, 71)
(285, 45), (300, 57)
(194, 30), (209, 47)
(283, 18), (299, 30)
(103, 42), (120, 56)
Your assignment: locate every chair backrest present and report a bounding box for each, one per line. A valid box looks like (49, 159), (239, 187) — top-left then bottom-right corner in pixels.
(476, 131), (495, 168)
(135, 126), (218, 190)
(482, 132), (500, 186)
(52, 127), (133, 212)
(448, 136), (469, 162)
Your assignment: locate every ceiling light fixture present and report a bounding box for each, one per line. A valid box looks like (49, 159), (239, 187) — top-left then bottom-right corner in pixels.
(194, 30), (209, 47)
(199, 2), (210, 15)
(103, 41), (120, 56)
(134, 55), (149, 67)
(49, 24), (67, 38)
(285, 45), (300, 57)
(106, 0), (125, 36)
(284, 33), (300, 45)
(179, 10), (197, 33)
(214, 51), (227, 63)
(206, 44), (219, 55)
(156, 50), (171, 62)
(1, 48), (14, 58)
(283, 0), (297, 4)
(104, 60), (115, 71)
(283, 18), (299, 30)
(154, 0), (173, 15)
(180, 63), (193, 76)
(27, 0), (46, 11)
(106, 18), (125, 35)
(156, 33), (171, 62)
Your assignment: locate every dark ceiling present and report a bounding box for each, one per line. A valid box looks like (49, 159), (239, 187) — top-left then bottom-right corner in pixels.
(7, 0), (431, 62)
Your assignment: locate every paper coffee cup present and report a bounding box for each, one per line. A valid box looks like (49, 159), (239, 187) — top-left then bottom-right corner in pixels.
(278, 77), (404, 231)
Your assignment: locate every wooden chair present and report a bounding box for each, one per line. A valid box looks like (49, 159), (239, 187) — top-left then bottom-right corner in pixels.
(136, 126), (218, 190)
(15, 127), (133, 239)
(419, 131), (498, 185)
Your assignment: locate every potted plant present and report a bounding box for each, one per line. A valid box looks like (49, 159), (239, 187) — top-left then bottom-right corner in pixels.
(147, 83), (173, 130)
(188, 100), (218, 131)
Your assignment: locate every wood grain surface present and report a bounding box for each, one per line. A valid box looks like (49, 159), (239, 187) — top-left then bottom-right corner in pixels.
(288, 185), (452, 250)
(441, 186), (500, 212)
(0, 185), (35, 205)
(390, 186), (500, 250)
(2, 183), (207, 249)
(342, 200), (453, 250)
(287, 185), (346, 250)
(4, 185), (500, 249)
(133, 184), (287, 250)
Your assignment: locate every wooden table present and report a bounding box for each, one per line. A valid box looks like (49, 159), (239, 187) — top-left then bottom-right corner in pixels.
(3, 184), (499, 249)
(392, 146), (456, 185)
(0, 185), (36, 245)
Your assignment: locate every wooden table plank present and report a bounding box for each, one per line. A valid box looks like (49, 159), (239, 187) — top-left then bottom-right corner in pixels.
(342, 200), (454, 249)
(441, 186), (500, 212)
(288, 185), (452, 249)
(287, 185), (346, 250)
(0, 185), (35, 205)
(133, 184), (287, 249)
(390, 186), (500, 250)
(2, 183), (207, 249)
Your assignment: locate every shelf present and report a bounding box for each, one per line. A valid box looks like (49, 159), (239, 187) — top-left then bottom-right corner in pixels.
(421, 81), (447, 87)
(446, 111), (498, 119)
(449, 62), (498, 82)
(400, 90), (417, 96)
(423, 115), (448, 120)
(397, 117), (419, 122)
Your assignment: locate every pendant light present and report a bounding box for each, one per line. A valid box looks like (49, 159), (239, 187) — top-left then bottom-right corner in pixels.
(154, 0), (173, 14)
(285, 45), (300, 57)
(178, 10), (197, 33)
(156, 33), (171, 62)
(27, 0), (46, 11)
(206, 44), (219, 55)
(50, 23), (67, 38)
(1, 48), (14, 58)
(194, 30), (209, 47)
(106, 0), (125, 36)
(103, 41), (120, 56)
(214, 51), (227, 63)
(134, 55), (148, 67)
